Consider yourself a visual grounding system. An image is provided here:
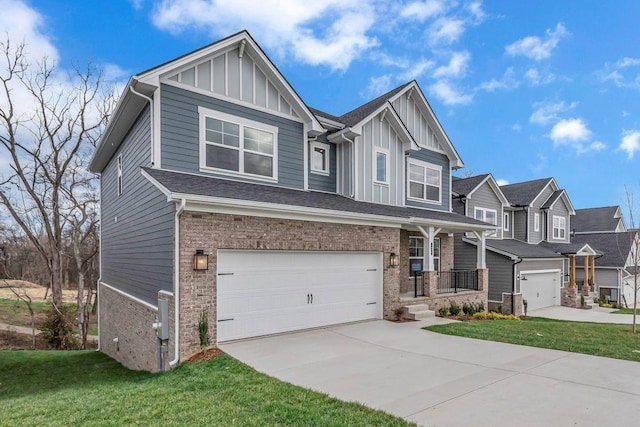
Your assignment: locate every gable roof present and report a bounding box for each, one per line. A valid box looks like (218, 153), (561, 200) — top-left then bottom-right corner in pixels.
(90, 30), (323, 173)
(573, 206), (625, 233)
(452, 174), (490, 196)
(500, 178), (554, 206)
(540, 189), (576, 215)
(569, 232), (632, 267)
(464, 237), (563, 259)
(339, 83), (411, 127)
(142, 167), (494, 231)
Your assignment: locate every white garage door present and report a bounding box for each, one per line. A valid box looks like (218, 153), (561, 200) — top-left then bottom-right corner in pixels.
(520, 271), (559, 310)
(216, 250), (382, 342)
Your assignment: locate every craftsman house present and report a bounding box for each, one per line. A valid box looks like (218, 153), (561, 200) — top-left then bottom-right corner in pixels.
(89, 31), (494, 371)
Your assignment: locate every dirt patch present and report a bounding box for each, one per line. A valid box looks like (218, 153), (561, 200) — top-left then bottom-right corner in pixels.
(0, 280), (83, 303)
(186, 348), (225, 363)
(0, 328), (51, 350)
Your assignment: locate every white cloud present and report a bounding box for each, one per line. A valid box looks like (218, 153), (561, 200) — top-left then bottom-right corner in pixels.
(617, 57), (640, 68)
(433, 51), (470, 79)
(505, 22), (568, 61)
(399, 59), (435, 81)
(129, 0), (145, 9)
(400, 0), (445, 21)
(0, 0), (58, 62)
(524, 68), (555, 86)
(151, 0), (379, 72)
(511, 123), (521, 132)
(619, 130), (640, 159)
(478, 67), (519, 92)
(529, 100), (578, 125)
(362, 74), (394, 99)
(466, 1), (486, 23)
(429, 17), (466, 44)
(429, 80), (473, 106)
(599, 57), (640, 89)
(549, 118), (605, 154)
(496, 179), (509, 186)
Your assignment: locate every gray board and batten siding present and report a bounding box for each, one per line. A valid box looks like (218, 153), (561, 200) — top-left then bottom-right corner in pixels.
(405, 149), (450, 212)
(100, 106), (175, 304)
(308, 133), (337, 193)
(160, 83), (305, 189)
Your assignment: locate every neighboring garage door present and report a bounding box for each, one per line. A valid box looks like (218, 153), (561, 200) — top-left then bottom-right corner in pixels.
(216, 250), (382, 342)
(520, 271), (560, 310)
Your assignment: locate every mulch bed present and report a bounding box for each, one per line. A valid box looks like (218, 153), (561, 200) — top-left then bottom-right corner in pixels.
(186, 347), (225, 363)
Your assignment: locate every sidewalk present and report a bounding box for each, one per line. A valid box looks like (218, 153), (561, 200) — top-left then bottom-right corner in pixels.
(0, 322), (98, 342)
(529, 305), (636, 324)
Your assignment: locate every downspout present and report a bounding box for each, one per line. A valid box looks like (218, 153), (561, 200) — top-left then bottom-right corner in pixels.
(169, 198), (186, 367)
(129, 79), (155, 167)
(512, 257), (523, 314)
(96, 178), (103, 351)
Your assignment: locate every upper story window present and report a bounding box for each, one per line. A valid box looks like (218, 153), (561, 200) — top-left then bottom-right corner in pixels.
(534, 212), (540, 232)
(475, 207), (497, 237)
(503, 212), (510, 231)
(199, 107), (278, 181)
(374, 148), (389, 184)
(408, 159), (441, 204)
(117, 154), (123, 196)
(553, 215), (566, 239)
(310, 141), (330, 175)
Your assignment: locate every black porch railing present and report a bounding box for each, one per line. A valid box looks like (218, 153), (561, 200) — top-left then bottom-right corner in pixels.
(437, 270), (478, 294)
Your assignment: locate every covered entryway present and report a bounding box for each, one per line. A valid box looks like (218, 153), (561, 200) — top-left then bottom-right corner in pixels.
(520, 270), (560, 310)
(216, 250), (382, 342)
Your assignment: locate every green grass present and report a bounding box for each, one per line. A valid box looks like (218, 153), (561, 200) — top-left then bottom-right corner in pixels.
(0, 297), (98, 336)
(0, 351), (414, 426)
(425, 317), (640, 362)
(611, 307), (640, 315)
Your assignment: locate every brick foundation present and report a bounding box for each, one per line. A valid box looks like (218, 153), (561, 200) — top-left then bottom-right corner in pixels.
(178, 212), (403, 359)
(488, 293), (523, 315)
(562, 287), (581, 308)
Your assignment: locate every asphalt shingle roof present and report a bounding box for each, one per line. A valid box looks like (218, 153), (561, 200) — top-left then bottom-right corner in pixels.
(483, 238), (564, 259)
(573, 206), (623, 233)
(568, 232), (632, 267)
(541, 189), (564, 209)
(308, 107), (344, 125)
(451, 174), (490, 197)
(500, 178), (553, 206)
(338, 82), (412, 127)
(143, 168), (492, 228)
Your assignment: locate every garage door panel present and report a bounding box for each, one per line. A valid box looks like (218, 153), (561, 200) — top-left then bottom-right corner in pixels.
(521, 271), (559, 311)
(217, 250), (382, 342)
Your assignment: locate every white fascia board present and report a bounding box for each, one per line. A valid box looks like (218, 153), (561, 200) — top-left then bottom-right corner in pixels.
(409, 216), (495, 232)
(141, 169), (173, 199)
(560, 191), (577, 215)
(327, 126), (360, 143)
(136, 31), (324, 136)
(465, 174), (510, 207)
(575, 244), (598, 256)
(170, 192), (403, 228)
(531, 180), (555, 206)
(391, 81), (464, 168)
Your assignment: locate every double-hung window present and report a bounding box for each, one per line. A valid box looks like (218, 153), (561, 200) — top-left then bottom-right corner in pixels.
(310, 141), (330, 175)
(199, 107), (278, 180)
(408, 159), (441, 204)
(475, 207), (497, 236)
(553, 216), (566, 239)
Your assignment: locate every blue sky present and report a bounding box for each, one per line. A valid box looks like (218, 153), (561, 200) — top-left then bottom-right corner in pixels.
(3, 0), (640, 210)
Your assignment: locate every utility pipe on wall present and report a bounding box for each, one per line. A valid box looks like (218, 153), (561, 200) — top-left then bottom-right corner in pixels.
(129, 79), (155, 167)
(169, 198), (186, 367)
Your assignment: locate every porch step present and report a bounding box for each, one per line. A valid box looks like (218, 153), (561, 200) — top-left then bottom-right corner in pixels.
(403, 304), (435, 320)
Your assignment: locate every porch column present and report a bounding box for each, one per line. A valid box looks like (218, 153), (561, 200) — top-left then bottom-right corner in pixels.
(570, 255), (576, 288)
(417, 226), (441, 271)
(473, 231), (487, 269)
(584, 255), (589, 292)
(590, 255), (596, 291)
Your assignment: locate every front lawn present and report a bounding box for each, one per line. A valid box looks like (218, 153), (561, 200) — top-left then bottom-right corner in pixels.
(611, 307), (640, 315)
(425, 317), (640, 362)
(0, 350), (414, 426)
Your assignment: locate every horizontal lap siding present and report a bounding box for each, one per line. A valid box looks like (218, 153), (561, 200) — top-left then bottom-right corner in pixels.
(101, 106), (175, 304)
(468, 182), (503, 239)
(486, 251), (513, 301)
(160, 84), (304, 189)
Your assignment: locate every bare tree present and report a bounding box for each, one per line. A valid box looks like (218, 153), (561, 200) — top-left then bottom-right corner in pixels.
(0, 38), (114, 322)
(1, 281), (37, 349)
(623, 187), (640, 333)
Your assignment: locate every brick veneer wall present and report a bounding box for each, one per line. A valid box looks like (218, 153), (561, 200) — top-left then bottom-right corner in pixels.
(99, 284), (159, 372)
(400, 231), (454, 294)
(178, 212), (403, 359)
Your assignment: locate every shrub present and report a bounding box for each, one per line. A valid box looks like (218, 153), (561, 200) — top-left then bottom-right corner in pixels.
(474, 302), (485, 314)
(40, 304), (78, 350)
(438, 306), (449, 317)
(523, 299), (528, 316)
(198, 309), (210, 349)
(462, 303), (472, 316)
(473, 311), (520, 321)
(449, 302), (461, 316)
(497, 304), (503, 314)
(580, 294), (585, 307)
(393, 306), (405, 321)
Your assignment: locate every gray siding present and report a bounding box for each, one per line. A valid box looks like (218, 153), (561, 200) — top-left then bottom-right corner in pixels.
(513, 210), (527, 241)
(101, 106), (175, 304)
(577, 267), (619, 288)
(530, 185), (553, 242)
(486, 250), (514, 301)
(453, 234), (476, 270)
(160, 83), (304, 189)
(547, 199), (571, 243)
(467, 181), (503, 239)
(308, 133), (337, 193)
(405, 149), (450, 212)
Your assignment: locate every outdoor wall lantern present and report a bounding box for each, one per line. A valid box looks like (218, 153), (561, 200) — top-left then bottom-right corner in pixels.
(389, 252), (399, 267)
(193, 250), (209, 271)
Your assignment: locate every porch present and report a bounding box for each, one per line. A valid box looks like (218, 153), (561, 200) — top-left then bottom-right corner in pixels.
(561, 245), (600, 308)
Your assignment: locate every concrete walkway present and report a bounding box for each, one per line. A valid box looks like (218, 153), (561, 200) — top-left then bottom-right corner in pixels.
(221, 319), (640, 427)
(0, 322), (98, 342)
(529, 305), (637, 324)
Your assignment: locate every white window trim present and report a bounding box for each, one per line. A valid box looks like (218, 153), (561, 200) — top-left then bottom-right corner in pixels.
(373, 147), (390, 185)
(198, 106), (279, 182)
(534, 212), (540, 232)
(117, 154), (123, 196)
(407, 158), (442, 205)
(433, 237), (441, 273)
(309, 140), (330, 176)
(503, 212), (510, 231)
(475, 207), (498, 237)
(409, 236), (425, 276)
(553, 215), (566, 239)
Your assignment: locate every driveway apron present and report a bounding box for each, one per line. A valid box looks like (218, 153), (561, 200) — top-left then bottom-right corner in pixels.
(220, 319), (640, 427)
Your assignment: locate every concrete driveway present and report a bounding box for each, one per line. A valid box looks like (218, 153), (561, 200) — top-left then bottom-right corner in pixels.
(530, 305), (636, 324)
(221, 319), (640, 427)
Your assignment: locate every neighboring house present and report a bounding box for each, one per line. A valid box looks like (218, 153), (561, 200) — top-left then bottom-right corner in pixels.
(453, 176), (602, 312)
(570, 207), (638, 306)
(89, 31), (494, 372)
